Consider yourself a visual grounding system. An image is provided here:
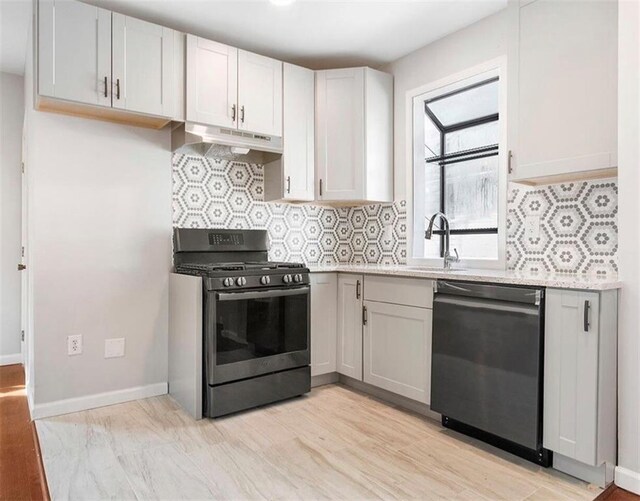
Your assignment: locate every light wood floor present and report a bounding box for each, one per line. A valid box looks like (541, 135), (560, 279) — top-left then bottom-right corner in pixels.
(36, 384), (601, 500)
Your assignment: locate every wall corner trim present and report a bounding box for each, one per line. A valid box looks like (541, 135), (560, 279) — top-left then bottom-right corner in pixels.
(615, 466), (640, 496)
(31, 382), (168, 420)
(0, 353), (23, 366)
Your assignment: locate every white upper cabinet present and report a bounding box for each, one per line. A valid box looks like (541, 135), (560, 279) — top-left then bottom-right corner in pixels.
(316, 67), (393, 203)
(186, 36), (238, 128)
(38, 0), (111, 107)
(238, 50), (283, 137)
(263, 63), (315, 202)
(112, 14), (174, 117)
(36, 0), (174, 126)
(511, 0), (617, 184)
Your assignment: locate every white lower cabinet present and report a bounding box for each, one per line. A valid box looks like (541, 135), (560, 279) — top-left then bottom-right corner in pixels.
(363, 301), (432, 403)
(336, 274), (363, 380)
(310, 273), (337, 376)
(543, 288), (617, 479)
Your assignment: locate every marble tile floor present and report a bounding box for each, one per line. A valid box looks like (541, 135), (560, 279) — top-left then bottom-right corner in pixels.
(36, 384), (601, 501)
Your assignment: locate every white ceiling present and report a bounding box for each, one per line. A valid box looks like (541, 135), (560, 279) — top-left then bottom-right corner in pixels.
(0, 0), (507, 76)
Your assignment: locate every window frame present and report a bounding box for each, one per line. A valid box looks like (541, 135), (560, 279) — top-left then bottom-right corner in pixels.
(405, 58), (508, 270)
(425, 77), (500, 257)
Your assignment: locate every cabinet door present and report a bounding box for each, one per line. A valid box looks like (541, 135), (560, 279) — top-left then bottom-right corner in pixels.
(337, 274), (363, 380)
(363, 301), (432, 403)
(237, 50), (283, 137)
(316, 69), (365, 201)
(283, 63), (315, 201)
(38, 0), (111, 107)
(186, 36), (237, 128)
(310, 273), (337, 376)
(112, 14), (174, 117)
(515, 0), (617, 180)
(544, 289), (600, 465)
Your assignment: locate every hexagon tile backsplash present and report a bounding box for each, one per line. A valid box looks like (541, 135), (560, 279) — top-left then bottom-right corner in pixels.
(172, 154), (617, 273)
(506, 180), (618, 275)
(172, 154), (407, 265)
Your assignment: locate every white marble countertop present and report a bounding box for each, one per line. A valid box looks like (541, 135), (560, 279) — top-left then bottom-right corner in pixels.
(306, 263), (621, 291)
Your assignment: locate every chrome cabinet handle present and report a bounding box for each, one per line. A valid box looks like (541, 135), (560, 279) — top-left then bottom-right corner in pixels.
(584, 300), (590, 332)
(104, 76), (108, 98)
(240, 105), (245, 123)
(231, 104), (236, 122)
(286, 176), (291, 194)
(116, 78), (121, 100)
(356, 280), (361, 299)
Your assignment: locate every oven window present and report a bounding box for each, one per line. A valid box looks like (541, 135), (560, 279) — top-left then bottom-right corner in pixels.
(215, 292), (308, 365)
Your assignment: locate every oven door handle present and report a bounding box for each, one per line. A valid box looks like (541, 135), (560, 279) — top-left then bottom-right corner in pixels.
(216, 286), (310, 301)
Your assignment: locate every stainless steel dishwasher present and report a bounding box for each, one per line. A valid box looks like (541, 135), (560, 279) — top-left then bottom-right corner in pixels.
(431, 280), (551, 466)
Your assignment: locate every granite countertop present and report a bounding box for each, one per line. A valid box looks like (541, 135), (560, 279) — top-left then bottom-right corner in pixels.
(306, 263), (621, 291)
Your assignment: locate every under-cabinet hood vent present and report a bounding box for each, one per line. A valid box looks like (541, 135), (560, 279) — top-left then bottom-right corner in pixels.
(172, 122), (282, 163)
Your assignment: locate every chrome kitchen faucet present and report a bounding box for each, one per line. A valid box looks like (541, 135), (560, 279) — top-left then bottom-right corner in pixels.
(425, 212), (460, 270)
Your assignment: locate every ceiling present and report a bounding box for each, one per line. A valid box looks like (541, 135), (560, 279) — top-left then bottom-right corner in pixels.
(0, 0), (507, 76)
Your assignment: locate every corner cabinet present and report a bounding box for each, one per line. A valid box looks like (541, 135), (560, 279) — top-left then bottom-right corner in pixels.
(336, 274), (364, 380)
(186, 35), (282, 137)
(36, 0), (174, 128)
(510, 0), (618, 184)
(264, 63), (315, 202)
(310, 273), (337, 376)
(315, 67), (393, 203)
(543, 288), (617, 485)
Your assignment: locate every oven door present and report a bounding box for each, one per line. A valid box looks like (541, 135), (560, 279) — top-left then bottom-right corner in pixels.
(205, 286), (310, 385)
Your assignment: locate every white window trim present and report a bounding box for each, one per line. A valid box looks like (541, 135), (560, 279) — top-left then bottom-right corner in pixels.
(405, 56), (508, 270)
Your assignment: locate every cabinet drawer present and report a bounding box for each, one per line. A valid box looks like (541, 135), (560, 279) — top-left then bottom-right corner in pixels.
(364, 275), (433, 309)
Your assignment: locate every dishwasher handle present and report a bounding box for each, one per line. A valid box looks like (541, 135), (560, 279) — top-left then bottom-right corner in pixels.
(435, 295), (541, 316)
(436, 281), (544, 306)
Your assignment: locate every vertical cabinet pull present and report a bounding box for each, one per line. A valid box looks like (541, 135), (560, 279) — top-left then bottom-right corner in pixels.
(362, 305), (367, 326)
(356, 280), (361, 299)
(584, 300), (590, 332)
(508, 150), (513, 174)
(286, 176), (291, 194)
(104, 76), (108, 98)
(319, 179), (323, 197)
(240, 105), (245, 123)
(231, 104), (236, 122)
(116, 78), (121, 100)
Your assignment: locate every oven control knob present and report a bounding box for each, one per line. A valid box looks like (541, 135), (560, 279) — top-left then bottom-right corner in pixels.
(260, 276), (271, 285)
(223, 278), (233, 287)
(236, 277), (247, 286)
(293, 274), (303, 283)
(283, 274), (292, 284)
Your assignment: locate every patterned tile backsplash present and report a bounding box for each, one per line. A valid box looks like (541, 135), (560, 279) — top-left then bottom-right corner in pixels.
(506, 180), (618, 275)
(172, 153), (617, 273)
(172, 154), (407, 265)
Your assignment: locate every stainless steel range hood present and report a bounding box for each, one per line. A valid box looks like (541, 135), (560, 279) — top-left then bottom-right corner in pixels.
(171, 122), (283, 163)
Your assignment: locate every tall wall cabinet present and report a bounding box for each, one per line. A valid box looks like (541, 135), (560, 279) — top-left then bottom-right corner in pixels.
(37, 0), (174, 126)
(315, 67), (393, 203)
(509, 0), (618, 184)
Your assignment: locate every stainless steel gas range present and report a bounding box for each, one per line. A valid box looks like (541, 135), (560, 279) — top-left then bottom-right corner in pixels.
(173, 228), (310, 418)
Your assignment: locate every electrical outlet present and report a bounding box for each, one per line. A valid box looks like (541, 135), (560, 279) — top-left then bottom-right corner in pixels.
(383, 224), (393, 242)
(104, 338), (125, 359)
(67, 335), (82, 356)
(525, 215), (541, 239)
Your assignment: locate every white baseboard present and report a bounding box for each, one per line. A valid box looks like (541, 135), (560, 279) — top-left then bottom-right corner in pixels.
(0, 353), (22, 366)
(31, 382), (168, 420)
(615, 466), (640, 495)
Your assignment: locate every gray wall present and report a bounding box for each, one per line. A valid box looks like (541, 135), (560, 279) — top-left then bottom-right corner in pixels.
(0, 71), (24, 362)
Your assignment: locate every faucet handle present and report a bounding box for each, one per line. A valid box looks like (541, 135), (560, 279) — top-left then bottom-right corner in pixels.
(452, 248), (460, 262)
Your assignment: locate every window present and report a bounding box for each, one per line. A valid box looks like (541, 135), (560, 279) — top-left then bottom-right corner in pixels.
(411, 70), (505, 266)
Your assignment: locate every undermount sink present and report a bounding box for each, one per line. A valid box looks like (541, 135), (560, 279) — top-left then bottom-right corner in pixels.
(404, 266), (466, 273)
